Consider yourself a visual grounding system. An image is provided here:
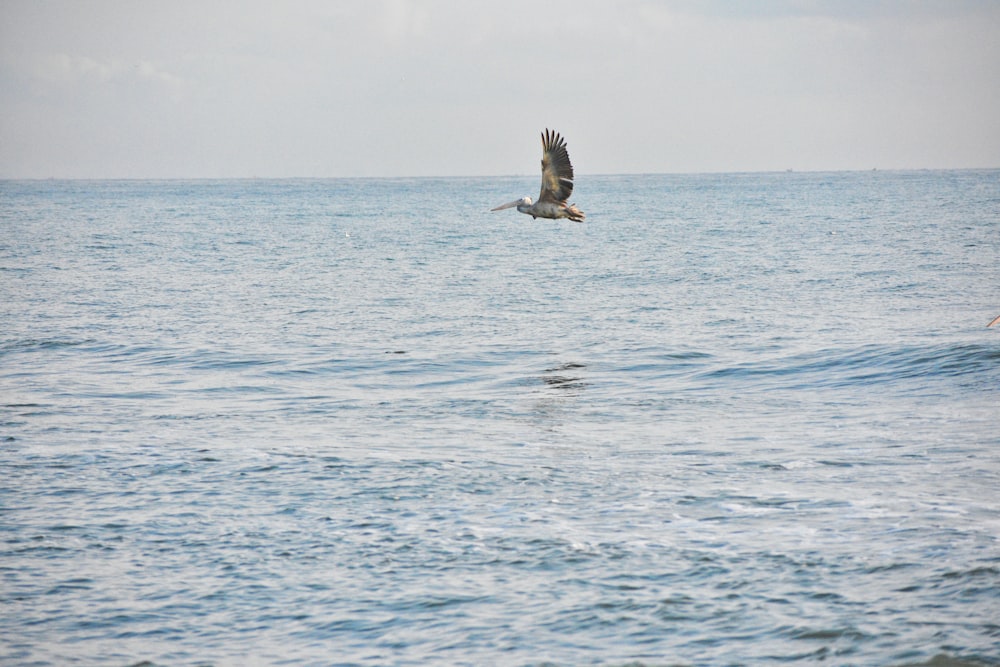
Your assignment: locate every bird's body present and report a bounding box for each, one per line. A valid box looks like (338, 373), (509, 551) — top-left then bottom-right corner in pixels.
(492, 129), (585, 222)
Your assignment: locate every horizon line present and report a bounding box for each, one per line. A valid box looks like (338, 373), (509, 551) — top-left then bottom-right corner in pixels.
(2, 166), (999, 182)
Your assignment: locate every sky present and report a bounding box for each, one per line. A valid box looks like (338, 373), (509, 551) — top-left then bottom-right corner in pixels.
(1, 0), (999, 178)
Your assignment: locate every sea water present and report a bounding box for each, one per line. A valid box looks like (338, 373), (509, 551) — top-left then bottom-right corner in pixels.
(1, 171), (999, 666)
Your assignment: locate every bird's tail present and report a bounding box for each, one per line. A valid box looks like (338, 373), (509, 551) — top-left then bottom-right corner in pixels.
(566, 204), (585, 222)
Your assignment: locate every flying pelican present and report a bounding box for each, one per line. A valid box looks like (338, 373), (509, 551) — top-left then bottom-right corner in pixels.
(491, 129), (585, 222)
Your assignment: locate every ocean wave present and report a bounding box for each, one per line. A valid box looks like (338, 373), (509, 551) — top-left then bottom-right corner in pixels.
(0, 338), (96, 355)
(694, 342), (1000, 392)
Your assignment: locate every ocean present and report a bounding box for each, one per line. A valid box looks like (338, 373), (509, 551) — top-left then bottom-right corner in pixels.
(1, 171), (999, 666)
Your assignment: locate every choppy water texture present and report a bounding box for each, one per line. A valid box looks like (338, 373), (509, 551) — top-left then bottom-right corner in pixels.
(2, 172), (999, 666)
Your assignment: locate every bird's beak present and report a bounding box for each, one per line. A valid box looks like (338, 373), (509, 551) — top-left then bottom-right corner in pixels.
(491, 199), (521, 211)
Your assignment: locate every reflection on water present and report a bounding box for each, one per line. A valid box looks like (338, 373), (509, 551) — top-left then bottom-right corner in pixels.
(541, 361), (588, 391)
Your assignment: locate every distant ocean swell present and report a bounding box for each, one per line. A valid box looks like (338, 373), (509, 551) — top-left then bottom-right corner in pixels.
(692, 342), (1000, 391)
(3, 336), (998, 403)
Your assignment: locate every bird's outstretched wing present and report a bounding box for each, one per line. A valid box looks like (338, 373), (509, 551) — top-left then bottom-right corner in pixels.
(538, 128), (575, 205)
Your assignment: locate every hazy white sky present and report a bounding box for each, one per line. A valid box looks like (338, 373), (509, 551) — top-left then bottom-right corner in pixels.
(2, 0), (998, 178)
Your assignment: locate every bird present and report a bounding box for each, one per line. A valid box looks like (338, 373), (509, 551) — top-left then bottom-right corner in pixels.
(491, 129), (585, 222)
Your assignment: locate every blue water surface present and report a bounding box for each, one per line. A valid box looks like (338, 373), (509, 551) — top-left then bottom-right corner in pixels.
(1, 171), (999, 666)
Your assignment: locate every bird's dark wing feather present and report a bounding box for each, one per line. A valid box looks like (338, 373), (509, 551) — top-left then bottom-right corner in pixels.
(538, 128), (575, 204)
